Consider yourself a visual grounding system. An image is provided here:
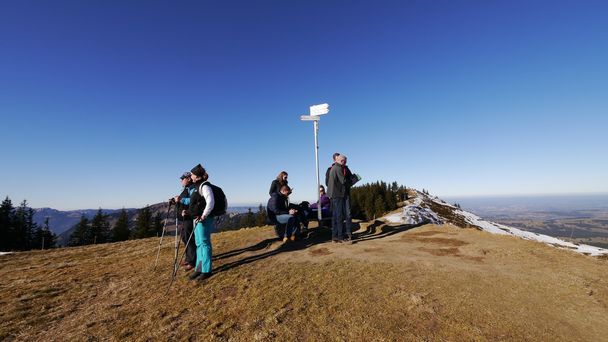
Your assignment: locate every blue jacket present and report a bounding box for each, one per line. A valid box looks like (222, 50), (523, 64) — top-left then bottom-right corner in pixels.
(177, 184), (195, 220)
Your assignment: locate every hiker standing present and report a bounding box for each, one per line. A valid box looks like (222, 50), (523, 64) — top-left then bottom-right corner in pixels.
(172, 172), (196, 272)
(185, 164), (215, 280)
(327, 154), (354, 243)
(325, 153), (340, 187)
(267, 185), (298, 242)
(269, 171), (289, 196)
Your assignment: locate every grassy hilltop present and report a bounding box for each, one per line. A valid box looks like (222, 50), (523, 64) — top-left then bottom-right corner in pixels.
(2, 211), (608, 341)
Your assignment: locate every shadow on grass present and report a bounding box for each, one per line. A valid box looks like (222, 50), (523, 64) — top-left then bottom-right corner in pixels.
(353, 220), (423, 243)
(212, 220), (423, 275)
(213, 227), (334, 274)
(213, 238), (276, 261)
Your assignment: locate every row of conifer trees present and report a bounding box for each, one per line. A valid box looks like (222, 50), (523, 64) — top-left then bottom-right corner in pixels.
(350, 181), (409, 220)
(0, 196), (170, 251)
(1, 181), (409, 251)
(67, 206), (166, 246)
(0, 197), (57, 251)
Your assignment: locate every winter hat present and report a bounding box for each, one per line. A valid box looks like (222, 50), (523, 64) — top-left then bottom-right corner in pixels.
(190, 164), (206, 177)
(180, 172), (191, 180)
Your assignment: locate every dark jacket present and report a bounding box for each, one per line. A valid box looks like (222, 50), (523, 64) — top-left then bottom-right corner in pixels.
(326, 163), (352, 187)
(325, 164), (334, 187)
(269, 179), (288, 196)
(268, 192), (290, 215)
(188, 181), (206, 218)
(344, 165), (353, 185)
(327, 163), (351, 198)
(267, 192), (290, 224)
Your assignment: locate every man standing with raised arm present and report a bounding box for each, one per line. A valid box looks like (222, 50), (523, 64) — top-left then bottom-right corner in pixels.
(327, 154), (354, 244)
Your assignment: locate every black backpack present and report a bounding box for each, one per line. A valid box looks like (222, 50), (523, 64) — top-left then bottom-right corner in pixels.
(199, 181), (228, 217)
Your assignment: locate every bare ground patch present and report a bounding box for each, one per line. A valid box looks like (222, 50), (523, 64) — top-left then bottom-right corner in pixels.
(404, 236), (469, 247)
(308, 247), (332, 257)
(408, 230), (446, 237)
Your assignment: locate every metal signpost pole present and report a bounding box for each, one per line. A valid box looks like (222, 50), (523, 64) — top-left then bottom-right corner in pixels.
(301, 103), (329, 227)
(313, 120), (322, 222)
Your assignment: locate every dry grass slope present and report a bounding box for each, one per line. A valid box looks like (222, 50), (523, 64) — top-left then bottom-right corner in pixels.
(1, 220), (608, 341)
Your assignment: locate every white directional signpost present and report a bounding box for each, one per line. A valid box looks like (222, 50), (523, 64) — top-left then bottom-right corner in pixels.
(300, 103), (329, 224)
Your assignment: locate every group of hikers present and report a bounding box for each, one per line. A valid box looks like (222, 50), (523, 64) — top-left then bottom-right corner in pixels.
(266, 153), (357, 244)
(171, 153), (357, 281)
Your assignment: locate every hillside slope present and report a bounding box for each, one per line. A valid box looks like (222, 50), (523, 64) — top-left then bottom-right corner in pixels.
(388, 190), (608, 257)
(2, 200), (608, 340)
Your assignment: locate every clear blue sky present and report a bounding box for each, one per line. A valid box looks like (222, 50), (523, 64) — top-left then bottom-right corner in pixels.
(1, 1), (607, 210)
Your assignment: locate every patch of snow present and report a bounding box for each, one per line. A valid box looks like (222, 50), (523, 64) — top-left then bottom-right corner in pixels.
(384, 212), (405, 224)
(383, 198), (443, 226)
(427, 197), (608, 257)
(0, 252), (12, 256)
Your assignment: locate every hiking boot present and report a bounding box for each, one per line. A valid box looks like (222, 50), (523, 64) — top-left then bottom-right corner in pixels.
(290, 235), (296, 242)
(344, 236), (354, 245)
(282, 237), (289, 243)
(188, 271), (202, 280)
(332, 239), (342, 243)
(183, 264), (194, 272)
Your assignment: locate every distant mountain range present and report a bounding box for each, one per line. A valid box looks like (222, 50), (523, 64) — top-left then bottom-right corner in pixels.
(33, 205), (260, 245)
(33, 208), (129, 235)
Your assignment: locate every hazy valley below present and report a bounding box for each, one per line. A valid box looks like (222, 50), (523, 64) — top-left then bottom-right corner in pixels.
(444, 194), (608, 249)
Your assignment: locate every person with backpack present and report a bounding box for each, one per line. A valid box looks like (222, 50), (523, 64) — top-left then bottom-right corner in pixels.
(185, 164), (216, 281)
(172, 172), (196, 272)
(269, 171), (289, 196)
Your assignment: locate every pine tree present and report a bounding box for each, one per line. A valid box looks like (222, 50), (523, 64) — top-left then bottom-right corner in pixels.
(241, 208), (256, 228)
(0, 196), (15, 251)
(31, 219), (44, 250)
(68, 215), (90, 246)
(373, 197), (386, 219)
(132, 206), (152, 239)
(255, 205), (267, 226)
(111, 208), (130, 242)
(399, 186), (409, 201)
(391, 181), (399, 194)
(41, 217), (57, 249)
(384, 183), (397, 211)
(33, 217), (57, 249)
(89, 209), (110, 244)
(12, 200), (36, 251)
(153, 212), (163, 236)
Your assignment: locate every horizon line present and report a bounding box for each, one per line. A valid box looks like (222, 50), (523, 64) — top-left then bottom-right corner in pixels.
(31, 191), (608, 211)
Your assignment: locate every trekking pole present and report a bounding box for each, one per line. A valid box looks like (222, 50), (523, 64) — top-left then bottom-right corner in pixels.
(171, 206), (182, 277)
(166, 220), (195, 294)
(153, 201), (173, 271)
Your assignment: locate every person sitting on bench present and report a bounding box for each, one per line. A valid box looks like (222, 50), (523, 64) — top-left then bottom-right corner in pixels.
(267, 185), (299, 243)
(309, 185), (331, 220)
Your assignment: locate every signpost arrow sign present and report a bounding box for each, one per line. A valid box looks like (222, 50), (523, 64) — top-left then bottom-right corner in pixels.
(309, 103), (329, 116)
(300, 115), (320, 121)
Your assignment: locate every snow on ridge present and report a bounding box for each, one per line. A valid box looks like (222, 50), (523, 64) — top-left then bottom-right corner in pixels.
(384, 196), (443, 226)
(427, 197), (608, 257)
(382, 192), (608, 257)
(0, 252), (12, 256)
